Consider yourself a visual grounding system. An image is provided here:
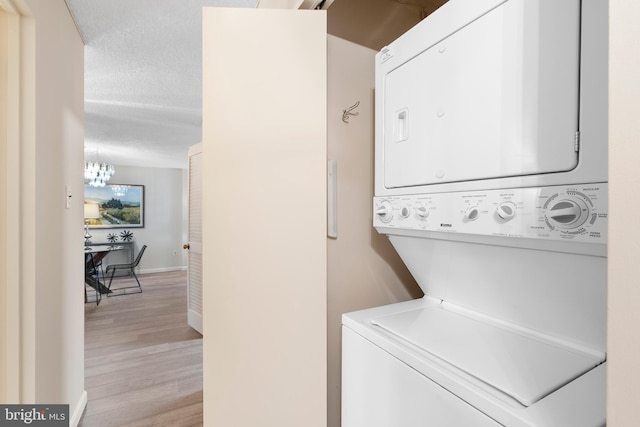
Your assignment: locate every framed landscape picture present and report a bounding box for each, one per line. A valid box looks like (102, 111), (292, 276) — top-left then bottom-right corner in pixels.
(84, 184), (145, 228)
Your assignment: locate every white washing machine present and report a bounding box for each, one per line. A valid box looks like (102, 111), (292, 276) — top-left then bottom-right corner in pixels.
(342, 0), (608, 426)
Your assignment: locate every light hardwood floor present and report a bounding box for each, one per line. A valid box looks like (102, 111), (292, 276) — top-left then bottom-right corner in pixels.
(80, 270), (203, 427)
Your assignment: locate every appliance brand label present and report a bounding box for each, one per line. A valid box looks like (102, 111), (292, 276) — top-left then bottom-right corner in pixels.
(380, 46), (393, 63)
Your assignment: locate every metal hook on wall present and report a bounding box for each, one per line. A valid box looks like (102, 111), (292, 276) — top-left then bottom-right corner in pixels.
(342, 101), (360, 123)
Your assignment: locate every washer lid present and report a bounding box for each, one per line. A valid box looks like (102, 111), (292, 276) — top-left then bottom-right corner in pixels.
(371, 305), (604, 407)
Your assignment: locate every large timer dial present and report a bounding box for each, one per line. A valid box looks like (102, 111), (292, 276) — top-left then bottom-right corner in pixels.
(544, 195), (590, 230)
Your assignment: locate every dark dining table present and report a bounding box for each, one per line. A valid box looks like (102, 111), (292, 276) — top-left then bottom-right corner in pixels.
(84, 245), (125, 298)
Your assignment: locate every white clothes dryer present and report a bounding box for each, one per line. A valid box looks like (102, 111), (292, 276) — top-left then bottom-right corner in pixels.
(342, 0), (608, 426)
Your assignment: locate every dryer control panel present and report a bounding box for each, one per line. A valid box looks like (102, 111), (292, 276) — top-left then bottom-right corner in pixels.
(373, 184), (607, 243)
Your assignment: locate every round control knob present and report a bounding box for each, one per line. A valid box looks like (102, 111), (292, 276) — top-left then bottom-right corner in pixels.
(415, 206), (429, 219)
(496, 202), (516, 221)
(546, 197), (589, 229)
(464, 206), (480, 221)
(375, 201), (393, 223)
(400, 206), (411, 219)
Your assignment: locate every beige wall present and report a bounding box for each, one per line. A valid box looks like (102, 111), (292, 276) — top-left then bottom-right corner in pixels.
(326, 35), (421, 427)
(328, 0), (428, 51)
(0, 8), (8, 404)
(202, 8), (327, 427)
(0, 0), (86, 423)
(608, 0), (640, 425)
(29, 0), (85, 413)
(0, 0), (23, 403)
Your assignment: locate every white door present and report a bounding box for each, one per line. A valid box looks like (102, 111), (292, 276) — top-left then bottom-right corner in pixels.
(202, 7), (327, 427)
(186, 142), (203, 334)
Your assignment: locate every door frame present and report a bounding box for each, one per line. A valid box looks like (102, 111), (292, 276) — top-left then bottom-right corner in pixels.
(0, 0), (37, 404)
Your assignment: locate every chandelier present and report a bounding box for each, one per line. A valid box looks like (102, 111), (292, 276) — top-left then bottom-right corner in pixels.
(84, 161), (115, 187)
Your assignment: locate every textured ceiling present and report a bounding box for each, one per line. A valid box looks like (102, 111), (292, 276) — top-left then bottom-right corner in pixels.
(67, 0), (446, 169)
(67, 0), (258, 169)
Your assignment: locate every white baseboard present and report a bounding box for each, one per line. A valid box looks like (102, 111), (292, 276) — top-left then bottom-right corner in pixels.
(70, 390), (87, 427)
(188, 309), (203, 335)
(138, 266), (187, 275)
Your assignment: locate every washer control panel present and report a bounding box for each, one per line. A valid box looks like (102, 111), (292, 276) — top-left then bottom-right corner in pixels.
(373, 184), (607, 243)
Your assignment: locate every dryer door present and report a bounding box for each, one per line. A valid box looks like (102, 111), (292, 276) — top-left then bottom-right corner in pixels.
(382, 0), (581, 188)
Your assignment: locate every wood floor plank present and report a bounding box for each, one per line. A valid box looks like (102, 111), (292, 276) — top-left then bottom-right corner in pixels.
(80, 270), (203, 427)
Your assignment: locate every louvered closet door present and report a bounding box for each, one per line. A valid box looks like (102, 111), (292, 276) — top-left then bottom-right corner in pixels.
(187, 143), (203, 334)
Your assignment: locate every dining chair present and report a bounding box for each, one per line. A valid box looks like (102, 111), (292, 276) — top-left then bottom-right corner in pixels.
(105, 245), (147, 296)
(85, 251), (105, 305)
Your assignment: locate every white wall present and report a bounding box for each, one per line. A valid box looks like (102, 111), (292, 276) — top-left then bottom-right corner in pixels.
(326, 35), (422, 427)
(608, 1), (640, 425)
(86, 165), (187, 273)
(202, 8), (327, 427)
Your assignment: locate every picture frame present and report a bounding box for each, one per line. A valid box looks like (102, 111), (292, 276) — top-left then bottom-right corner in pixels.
(84, 184), (145, 228)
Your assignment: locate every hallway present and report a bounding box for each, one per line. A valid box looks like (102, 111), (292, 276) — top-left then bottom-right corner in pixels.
(80, 270), (202, 426)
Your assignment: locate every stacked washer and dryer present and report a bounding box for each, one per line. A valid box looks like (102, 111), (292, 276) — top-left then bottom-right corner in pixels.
(342, 0), (608, 426)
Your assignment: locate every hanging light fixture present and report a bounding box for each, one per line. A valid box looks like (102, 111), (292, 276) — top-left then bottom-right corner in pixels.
(84, 161), (115, 187)
(84, 147), (115, 187)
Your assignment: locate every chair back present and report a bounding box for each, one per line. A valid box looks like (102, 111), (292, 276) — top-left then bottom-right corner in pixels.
(132, 245), (147, 267)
